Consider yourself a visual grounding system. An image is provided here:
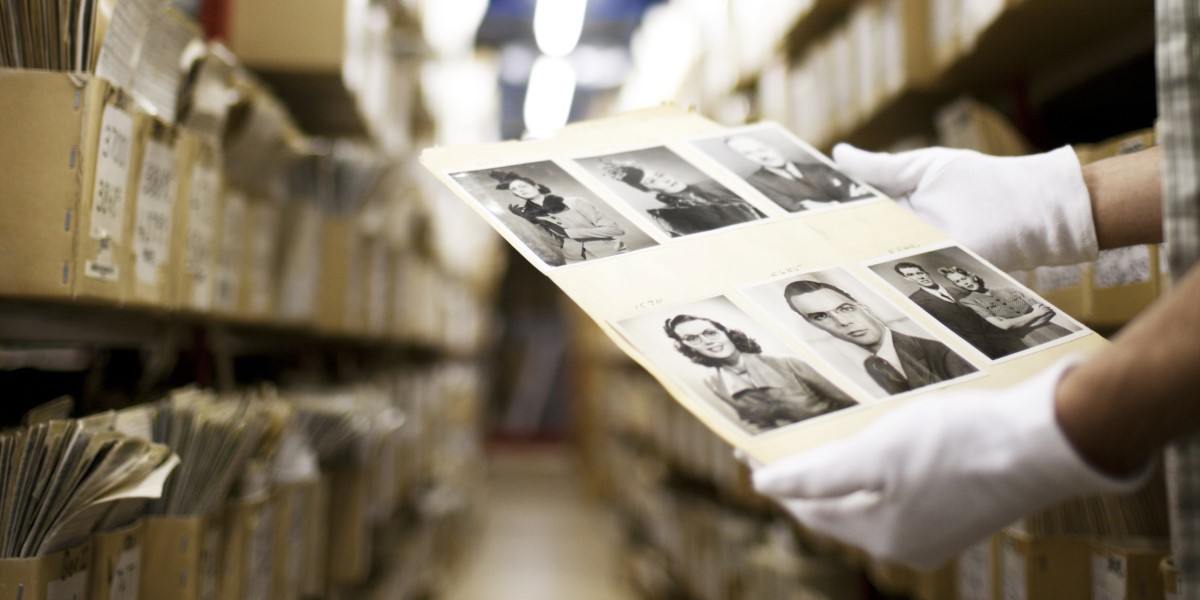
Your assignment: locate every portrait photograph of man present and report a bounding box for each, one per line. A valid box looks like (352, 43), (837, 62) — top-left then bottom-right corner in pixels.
(573, 146), (768, 238)
(616, 296), (859, 436)
(741, 268), (979, 399)
(449, 160), (657, 268)
(869, 246), (1083, 360)
(690, 124), (879, 213)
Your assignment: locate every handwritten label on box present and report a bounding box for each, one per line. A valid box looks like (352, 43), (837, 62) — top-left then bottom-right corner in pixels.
(91, 105), (134, 244)
(134, 139), (176, 285)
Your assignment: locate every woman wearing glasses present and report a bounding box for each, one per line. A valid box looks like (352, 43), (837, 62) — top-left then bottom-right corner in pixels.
(664, 314), (856, 433)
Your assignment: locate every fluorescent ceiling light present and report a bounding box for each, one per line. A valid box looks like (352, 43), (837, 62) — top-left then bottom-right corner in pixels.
(533, 0), (587, 57)
(524, 56), (576, 138)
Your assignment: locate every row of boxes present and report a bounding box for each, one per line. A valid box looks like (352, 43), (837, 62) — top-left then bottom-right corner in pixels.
(570, 308), (1177, 599)
(0, 70), (491, 350)
(0, 478), (322, 600)
(0, 361), (488, 600)
(757, 0), (1024, 147)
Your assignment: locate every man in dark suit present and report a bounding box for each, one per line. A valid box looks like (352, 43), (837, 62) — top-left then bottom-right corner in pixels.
(783, 279), (977, 395)
(894, 262), (1026, 359)
(724, 134), (873, 212)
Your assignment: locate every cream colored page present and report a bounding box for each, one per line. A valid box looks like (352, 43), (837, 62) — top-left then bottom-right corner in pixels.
(421, 106), (1106, 464)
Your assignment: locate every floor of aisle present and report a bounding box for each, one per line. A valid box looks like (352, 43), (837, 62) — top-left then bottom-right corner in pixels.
(439, 444), (638, 600)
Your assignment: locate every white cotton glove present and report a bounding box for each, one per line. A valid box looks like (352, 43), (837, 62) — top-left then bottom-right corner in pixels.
(752, 357), (1150, 569)
(833, 144), (1097, 272)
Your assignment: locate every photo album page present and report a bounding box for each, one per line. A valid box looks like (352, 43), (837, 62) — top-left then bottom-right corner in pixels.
(420, 105), (1104, 464)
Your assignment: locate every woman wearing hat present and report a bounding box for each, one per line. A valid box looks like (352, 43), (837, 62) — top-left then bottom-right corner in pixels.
(599, 159), (765, 237)
(491, 169), (628, 264)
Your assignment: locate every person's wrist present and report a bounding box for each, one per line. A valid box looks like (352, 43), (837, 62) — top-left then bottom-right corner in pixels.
(1038, 146), (1098, 267)
(1054, 360), (1154, 478)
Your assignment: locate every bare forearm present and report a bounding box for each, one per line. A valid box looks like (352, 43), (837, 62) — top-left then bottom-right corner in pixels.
(1083, 146), (1163, 250)
(1056, 261), (1200, 475)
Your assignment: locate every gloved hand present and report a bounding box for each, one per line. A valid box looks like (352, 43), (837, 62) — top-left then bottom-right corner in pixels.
(752, 357), (1150, 569)
(833, 144), (1097, 272)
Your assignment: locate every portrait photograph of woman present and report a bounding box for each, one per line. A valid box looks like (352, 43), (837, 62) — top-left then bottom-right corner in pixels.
(449, 161), (657, 268)
(616, 296), (858, 436)
(573, 146), (768, 238)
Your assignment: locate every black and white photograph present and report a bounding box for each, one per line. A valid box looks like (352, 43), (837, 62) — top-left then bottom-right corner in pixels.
(449, 161), (657, 268)
(741, 268), (979, 399)
(573, 146), (768, 238)
(868, 246), (1084, 360)
(615, 296), (858, 436)
(690, 124), (878, 213)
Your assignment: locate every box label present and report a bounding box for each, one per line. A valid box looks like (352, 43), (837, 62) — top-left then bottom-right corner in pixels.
(1094, 246), (1152, 288)
(91, 105), (134, 243)
(186, 163), (219, 309)
(47, 570), (87, 600)
(368, 241), (388, 332)
(1000, 541), (1027, 600)
(134, 139), (177, 285)
(214, 191), (246, 311)
(110, 546), (141, 600)
(1034, 264), (1083, 293)
(245, 506), (274, 600)
(85, 258), (120, 282)
(248, 203), (279, 315)
(956, 539), (993, 600)
(198, 528), (220, 600)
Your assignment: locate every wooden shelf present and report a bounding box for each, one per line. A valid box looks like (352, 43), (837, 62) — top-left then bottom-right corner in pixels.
(820, 0), (1155, 150)
(936, 0), (1154, 93)
(0, 297), (450, 357)
(781, 0), (857, 63)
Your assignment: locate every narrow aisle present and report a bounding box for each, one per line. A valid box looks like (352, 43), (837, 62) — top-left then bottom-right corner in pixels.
(440, 445), (638, 600)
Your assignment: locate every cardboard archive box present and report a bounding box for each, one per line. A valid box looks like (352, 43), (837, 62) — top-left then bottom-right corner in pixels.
(913, 563), (955, 600)
(169, 133), (222, 313)
(125, 112), (182, 308)
(999, 531), (1091, 599)
(237, 193), (284, 321)
(1091, 538), (1170, 600)
(342, 227), (370, 336)
(212, 187), (247, 317)
(301, 475), (331, 598)
(1162, 556), (1180, 600)
(221, 495), (275, 600)
(364, 235), (395, 339)
(141, 514), (223, 600)
(1031, 263), (1092, 324)
(76, 82), (140, 304)
(276, 198), (323, 326)
(0, 542), (91, 600)
(0, 70), (135, 303)
(89, 521), (143, 600)
(316, 214), (352, 334)
(955, 535), (999, 600)
(325, 465), (373, 586)
(269, 480), (320, 600)
(1089, 245), (1162, 329)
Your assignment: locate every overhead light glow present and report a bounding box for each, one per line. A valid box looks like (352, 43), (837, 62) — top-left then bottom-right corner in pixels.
(533, 0), (587, 57)
(422, 0), (489, 57)
(523, 56), (576, 138)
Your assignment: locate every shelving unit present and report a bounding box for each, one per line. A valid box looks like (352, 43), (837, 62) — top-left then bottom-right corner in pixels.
(588, 2), (1172, 598)
(0, 2), (498, 599)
